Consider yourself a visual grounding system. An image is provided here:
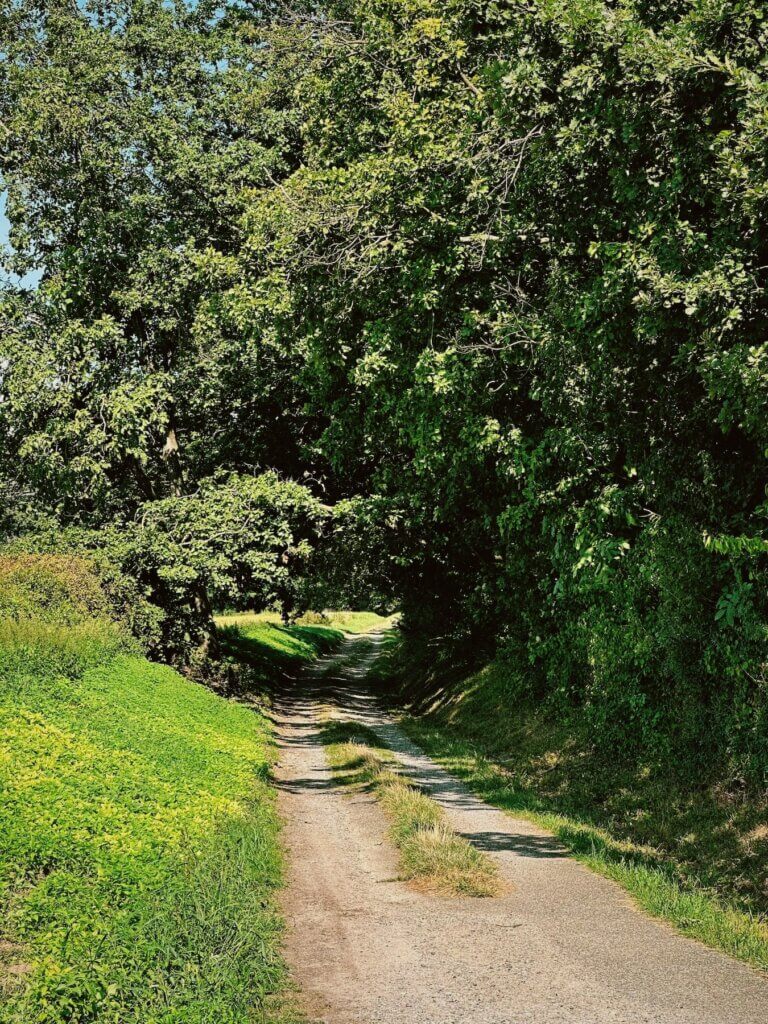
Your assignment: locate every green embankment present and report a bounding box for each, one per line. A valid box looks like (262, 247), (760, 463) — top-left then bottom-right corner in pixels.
(0, 560), (393, 1023)
(0, 563), (333, 1023)
(386, 646), (768, 972)
(1, 652), (285, 1023)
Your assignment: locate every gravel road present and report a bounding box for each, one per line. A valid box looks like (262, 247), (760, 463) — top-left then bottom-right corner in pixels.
(273, 633), (768, 1024)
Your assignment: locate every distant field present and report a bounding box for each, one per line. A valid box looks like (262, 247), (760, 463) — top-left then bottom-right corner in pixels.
(216, 609), (398, 635)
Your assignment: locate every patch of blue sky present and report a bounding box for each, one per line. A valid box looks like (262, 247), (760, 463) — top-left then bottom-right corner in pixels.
(0, 192), (42, 290)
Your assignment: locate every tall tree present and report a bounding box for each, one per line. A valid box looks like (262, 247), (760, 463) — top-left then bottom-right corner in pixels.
(0, 0), (313, 517)
(238, 0), (768, 768)
(0, 0), (322, 647)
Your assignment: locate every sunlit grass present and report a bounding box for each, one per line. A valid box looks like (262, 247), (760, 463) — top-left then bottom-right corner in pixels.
(0, 618), (290, 1022)
(216, 609), (284, 628)
(215, 609), (397, 635)
(312, 610), (398, 633)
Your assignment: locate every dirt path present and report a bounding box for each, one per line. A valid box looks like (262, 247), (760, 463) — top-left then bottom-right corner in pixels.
(273, 634), (768, 1024)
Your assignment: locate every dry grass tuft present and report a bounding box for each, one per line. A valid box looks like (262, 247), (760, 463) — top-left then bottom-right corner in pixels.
(323, 723), (502, 897)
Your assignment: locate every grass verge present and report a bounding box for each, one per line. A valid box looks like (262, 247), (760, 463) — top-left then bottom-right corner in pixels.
(0, 627), (291, 1022)
(321, 720), (501, 898)
(402, 718), (768, 971)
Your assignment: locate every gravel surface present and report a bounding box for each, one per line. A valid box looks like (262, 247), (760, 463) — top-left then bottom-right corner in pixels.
(273, 634), (768, 1024)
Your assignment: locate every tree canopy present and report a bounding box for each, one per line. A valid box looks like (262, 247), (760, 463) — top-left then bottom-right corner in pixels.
(2, 0), (768, 774)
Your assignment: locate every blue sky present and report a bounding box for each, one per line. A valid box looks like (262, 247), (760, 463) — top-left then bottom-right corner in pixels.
(1, 191), (42, 288)
(0, 193), (11, 249)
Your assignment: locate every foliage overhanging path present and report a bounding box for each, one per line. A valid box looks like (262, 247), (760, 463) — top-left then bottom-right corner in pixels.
(274, 633), (768, 1024)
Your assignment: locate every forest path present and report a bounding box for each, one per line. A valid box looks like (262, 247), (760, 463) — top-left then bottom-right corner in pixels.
(273, 633), (768, 1024)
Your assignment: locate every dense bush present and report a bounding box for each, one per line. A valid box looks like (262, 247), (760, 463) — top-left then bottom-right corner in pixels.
(132, 472), (327, 625)
(0, 555), (115, 623)
(0, 545), (164, 652)
(3, 472), (327, 663)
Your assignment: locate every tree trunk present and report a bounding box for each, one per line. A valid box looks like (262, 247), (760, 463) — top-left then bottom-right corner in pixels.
(162, 424), (184, 497)
(193, 582), (220, 660)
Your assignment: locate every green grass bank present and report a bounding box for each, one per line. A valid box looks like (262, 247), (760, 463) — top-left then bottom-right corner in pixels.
(0, 556), (393, 1023)
(0, 559), (331, 1023)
